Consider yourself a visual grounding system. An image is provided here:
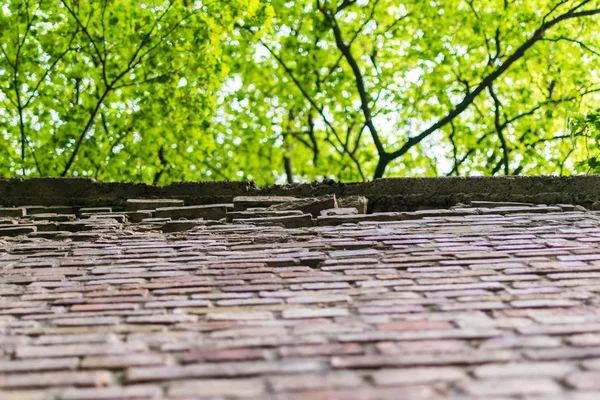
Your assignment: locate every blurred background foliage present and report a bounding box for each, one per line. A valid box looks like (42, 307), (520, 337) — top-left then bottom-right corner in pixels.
(1, 0), (599, 184)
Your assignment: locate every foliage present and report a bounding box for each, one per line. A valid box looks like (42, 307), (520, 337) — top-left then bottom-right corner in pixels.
(571, 111), (600, 172)
(1, 0), (600, 184)
(214, 0), (600, 183)
(0, 0), (264, 183)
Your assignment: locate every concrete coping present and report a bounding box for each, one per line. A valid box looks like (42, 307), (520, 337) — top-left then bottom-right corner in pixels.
(0, 175), (598, 212)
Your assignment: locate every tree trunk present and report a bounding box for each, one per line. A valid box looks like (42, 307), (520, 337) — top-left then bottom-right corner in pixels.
(373, 155), (390, 179)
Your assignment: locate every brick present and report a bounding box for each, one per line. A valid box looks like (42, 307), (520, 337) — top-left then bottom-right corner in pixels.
(335, 196), (368, 214)
(183, 348), (268, 363)
(81, 353), (167, 369)
(126, 199), (184, 211)
(286, 294), (350, 304)
(0, 370), (112, 388)
(16, 342), (147, 358)
(233, 196), (299, 211)
(372, 367), (467, 386)
(0, 358), (79, 373)
(480, 336), (561, 349)
(473, 362), (575, 378)
(568, 334), (600, 347)
(126, 314), (197, 324)
(0, 226), (36, 236)
(0, 207), (25, 218)
(128, 360), (322, 382)
(266, 195), (337, 217)
(230, 214), (314, 228)
(460, 377), (563, 396)
(525, 347), (600, 360)
(0, 390), (49, 400)
(511, 299), (580, 308)
(154, 204), (230, 220)
(279, 344), (364, 357)
(376, 320), (453, 331)
(282, 308), (349, 319)
(71, 303), (138, 312)
(60, 385), (163, 400)
(338, 328), (502, 343)
(269, 372), (362, 392)
(518, 323), (600, 336)
(206, 311), (274, 321)
(566, 371), (600, 390)
(331, 350), (516, 368)
(375, 340), (470, 354)
(167, 378), (265, 398)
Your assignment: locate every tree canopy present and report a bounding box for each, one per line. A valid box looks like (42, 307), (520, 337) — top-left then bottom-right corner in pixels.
(1, 0), (600, 184)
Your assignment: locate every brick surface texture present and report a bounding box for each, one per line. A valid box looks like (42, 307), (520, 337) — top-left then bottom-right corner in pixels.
(1, 198), (600, 398)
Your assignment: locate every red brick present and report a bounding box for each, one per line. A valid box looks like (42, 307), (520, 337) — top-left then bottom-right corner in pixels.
(376, 320), (452, 331)
(183, 348), (268, 363)
(279, 344), (364, 357)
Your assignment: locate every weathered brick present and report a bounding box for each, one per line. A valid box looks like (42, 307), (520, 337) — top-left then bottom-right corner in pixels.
(0, 370), (112, 388)
(60, 385), (163, 400)
(269, 372), (362, 392)
(459, 377), (563, 396)
(376, 320), (453, 331)
(126, 199), (184, 211)
(282, 308), (349, 319)
(372, 367), (467, 386)
(81, 353), (167, 369)
(375, 340), (471, 354)
(0, 358), (79, 373)
(154, 204), (230, 220)
(183, 348), (268, 363)
(331, 350), (516, 368)
(16, 342), (147, 359)
(473, 362), (575, 378)
(167, 378), (265, 398)
(0, 207), (25, 218)
(128, 360), (323, 382)
(279, 344), (364, 358)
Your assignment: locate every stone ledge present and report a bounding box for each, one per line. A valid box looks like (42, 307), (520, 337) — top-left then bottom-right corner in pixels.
(1, 175), (599, 211)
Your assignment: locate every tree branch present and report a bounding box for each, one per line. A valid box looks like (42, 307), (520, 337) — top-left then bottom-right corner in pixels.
(488, 85), (509, 175)
(320, 7), (386, 157)
(253, 35), (365, 177)
(386, 3), (600, 169)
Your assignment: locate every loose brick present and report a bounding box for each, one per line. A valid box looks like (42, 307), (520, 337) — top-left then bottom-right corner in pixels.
(126, 199), (184, 211)
(154, 204), (230, 220)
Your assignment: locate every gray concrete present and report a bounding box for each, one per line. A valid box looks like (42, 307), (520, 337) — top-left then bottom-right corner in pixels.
(0, 175), (598, 211)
